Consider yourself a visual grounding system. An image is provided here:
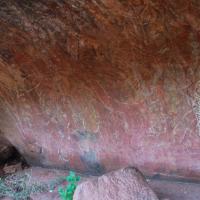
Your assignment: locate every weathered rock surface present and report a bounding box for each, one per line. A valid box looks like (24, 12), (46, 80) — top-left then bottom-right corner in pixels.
(149, 178), (200, 200)
(74, 167), (159, 200)
(0, 0), (200, 179)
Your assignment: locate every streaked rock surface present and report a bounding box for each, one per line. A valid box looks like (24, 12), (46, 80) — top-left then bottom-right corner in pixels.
(0, 0), (200, 179)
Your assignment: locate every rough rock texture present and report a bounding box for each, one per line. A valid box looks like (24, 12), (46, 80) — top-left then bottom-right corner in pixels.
(74, 167), (159, 200)
(149, 178), (200, 200)
(0, 0), (200, 178)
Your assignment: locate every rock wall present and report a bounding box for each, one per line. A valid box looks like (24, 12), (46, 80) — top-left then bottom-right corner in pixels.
(0, 0), (200, 178)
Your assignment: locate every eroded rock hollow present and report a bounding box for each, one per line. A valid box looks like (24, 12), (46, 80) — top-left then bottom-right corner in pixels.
(0, 0), (200, 178)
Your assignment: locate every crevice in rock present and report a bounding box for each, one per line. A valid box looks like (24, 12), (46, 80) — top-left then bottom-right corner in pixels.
(0, 144), (29, 177)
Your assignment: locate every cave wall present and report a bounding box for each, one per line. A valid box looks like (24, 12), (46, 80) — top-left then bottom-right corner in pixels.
(0, 0), (200, 178)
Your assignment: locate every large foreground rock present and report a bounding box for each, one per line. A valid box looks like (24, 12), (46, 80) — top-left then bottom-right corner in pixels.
(74, 167), (159, 200)
(0, 0), (200, 179)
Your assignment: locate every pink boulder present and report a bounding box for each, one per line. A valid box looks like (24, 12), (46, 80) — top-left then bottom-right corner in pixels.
(74, 167), (159, 200)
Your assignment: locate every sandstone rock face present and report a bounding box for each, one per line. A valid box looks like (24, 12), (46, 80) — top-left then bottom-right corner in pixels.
(0, 0), (200, 178)
(74, 167), (159, 200)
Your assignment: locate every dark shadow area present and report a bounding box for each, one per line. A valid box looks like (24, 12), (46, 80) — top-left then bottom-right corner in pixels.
(0, 146), (29, 177)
